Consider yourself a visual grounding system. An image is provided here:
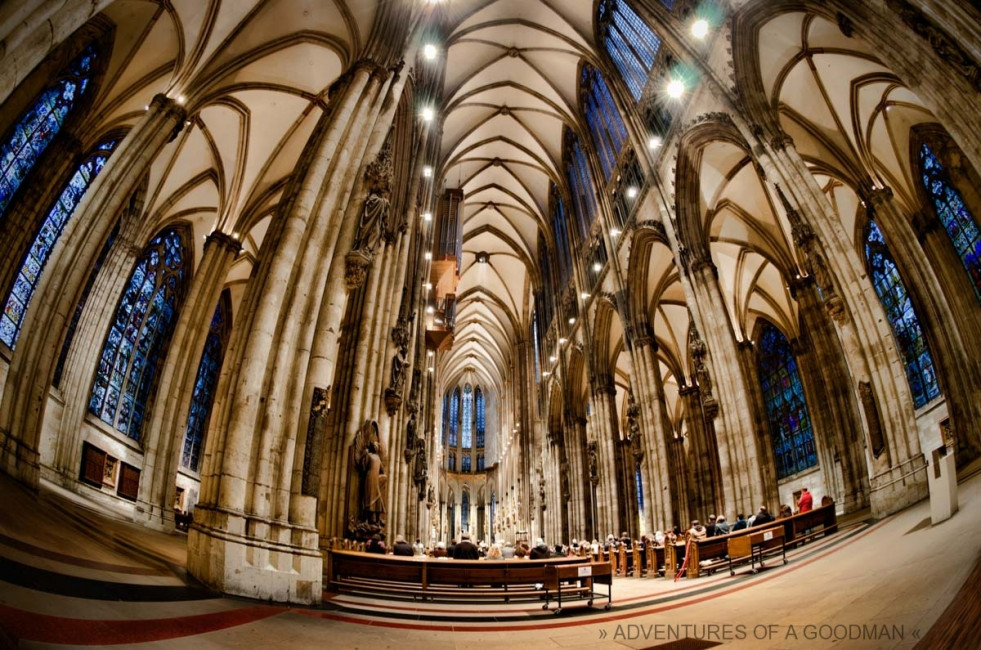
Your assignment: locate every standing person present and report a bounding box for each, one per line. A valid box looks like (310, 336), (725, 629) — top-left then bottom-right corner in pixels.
(797, 487), (813, 513)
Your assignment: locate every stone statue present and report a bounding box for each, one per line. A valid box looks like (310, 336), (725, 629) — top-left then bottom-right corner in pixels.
(587, 441), (599, 484)
(354, 420), (387, 525)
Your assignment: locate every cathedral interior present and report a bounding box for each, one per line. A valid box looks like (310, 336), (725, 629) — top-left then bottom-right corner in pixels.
(1, 0), (980, 645)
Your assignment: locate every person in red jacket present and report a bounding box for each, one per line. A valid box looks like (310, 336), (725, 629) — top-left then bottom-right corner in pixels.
(797, 487), (813, 513)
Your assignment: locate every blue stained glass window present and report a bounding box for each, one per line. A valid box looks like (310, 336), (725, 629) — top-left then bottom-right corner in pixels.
(581, 65), (627, 180)
(462, 384), (473, 449)
(1, 140), (116, 349)
(475, 387), (485, 448)
(181, 292), (231, 472)
(597, 0), (663, 101)
(448, 454), (456, 472)
(89, 228), (189, 442)
(449, 388), (459, 447)
(532, 311), (541, 381)
(865, 220), (941, 408)
(566, 133), (598, 241)
(635, 468), (644, 513)
(920, 144), (981, 302)
(756, 320), (817, 480)
(443, 392), (452, 446)
(462, 455), (471, 473)
(478, 454), (485, 471)
(0, 45), (98, 220)
(551, 185), (573, 287)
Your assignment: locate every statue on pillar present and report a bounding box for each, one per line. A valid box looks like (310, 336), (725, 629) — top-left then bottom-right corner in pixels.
(350, 420), (387, 538)
(587, 440), (599, 485)
(345, 139), (393, 290)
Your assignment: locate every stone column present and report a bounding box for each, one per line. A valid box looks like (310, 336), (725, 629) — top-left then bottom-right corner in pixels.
(683, 262), (765, 518)
(589, 374), (620, 537)
(733, 340), (780, 510)
(188, 52), (408, 603)
(0, 93), (186, 487)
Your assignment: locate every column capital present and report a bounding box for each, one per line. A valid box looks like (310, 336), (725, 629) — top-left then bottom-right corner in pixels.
(205, 230), (243, 255)
(867, 186), (894, 206)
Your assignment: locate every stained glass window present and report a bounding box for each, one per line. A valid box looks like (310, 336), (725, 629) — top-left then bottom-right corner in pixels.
(478, 454), (485, 471)
(181, 292), (231, 472)
(1, 44), (98, 220)
(551, 185), (573, 288)
(448, 387), (459, 448)
(920, 144), (981, 302)
(581, 64), (627, 180)
(88, 227), (189, 442)
(865, 220), (940, 408)
(538, 234), (555, 330)
(597, 0), (663, 101)
(756, 320), (817, 480)
(1, 139), (116, 349)
(442, 392), (452, 446)
(462, 454), (471, 473)
(533, 310), (541, 381)
(635, 468), (644, 513)
(462, 384), (473, 449)
(566, 132), (598, 242)
(448, 453), (456, 472)
(475, 387), (485, 448)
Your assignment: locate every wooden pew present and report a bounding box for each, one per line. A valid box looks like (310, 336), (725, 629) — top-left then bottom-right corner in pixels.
(726, 526), (786, 575)
(326, 550), (589, 601)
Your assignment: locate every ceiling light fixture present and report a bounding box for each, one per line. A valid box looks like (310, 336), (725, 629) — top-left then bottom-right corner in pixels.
(421, 106), (435, 122)
(648, 135), (663, 150)
(423, 43), (438, 60)
(692, 19), (709, 39)
(667, 79), (685, 99)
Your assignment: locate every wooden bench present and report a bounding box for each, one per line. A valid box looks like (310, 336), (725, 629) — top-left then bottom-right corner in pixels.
(682, 502), (838, 578)
(326, 550), (589, 601)
(727, 526), (786, 575)
(543, 562), (613, 614)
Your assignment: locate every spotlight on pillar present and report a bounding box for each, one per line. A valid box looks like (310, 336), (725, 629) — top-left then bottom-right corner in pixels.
(424, 251), (432, 260)
(423, 43), (438, 60)
(549, 355), (556, 363)
(610, 228), (621, 237)
(421, 106), (435, 122)
(558, 337), (567, 344)
(648, 135), (663, 150)
(424, 282), (433, 290)
(593, 262), (602, 272)
(581, 292), (590, 300)
(626, 186), (638, 198)
(423, 211), (433, 222)
(568, 317), (576, 325)
(692, 19), (709, 39)
(667, 79), (685, 99)
(423, 165), (433, 178)
(426, 305), (435, 314)
(176, 94), (186, 105)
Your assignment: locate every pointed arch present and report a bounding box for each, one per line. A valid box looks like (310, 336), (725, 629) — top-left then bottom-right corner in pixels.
(88, 225), (192, 442)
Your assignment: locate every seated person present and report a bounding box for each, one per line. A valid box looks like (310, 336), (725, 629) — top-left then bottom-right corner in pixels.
(392, 534), (413, 556)
(485, 543), (503, 560)
(433, 541), (448, 558)
(412, 538), (426, 556)
(730, 514), (748, 531)
(501, 541), (516, 559)
(514, 543), (530, 559)
(714, 516), (731, 535)
(705, 515), (717, 537)
(687, 520), (707, 541)
(365, 533), (387, 554)
(751, 506), (775, 527)
(529, 538), (551, 559)
(453, 533), (480, 560)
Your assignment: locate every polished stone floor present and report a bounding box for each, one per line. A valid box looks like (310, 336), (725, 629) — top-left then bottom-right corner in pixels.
(1, 463), (979, 649)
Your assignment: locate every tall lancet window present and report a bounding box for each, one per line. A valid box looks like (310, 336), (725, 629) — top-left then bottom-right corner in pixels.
(462, 383), (473, 449)
(920, 144), (981, 301)
(1, 138), (116, 348)
(181, 291), (232, 472)
(475, 387), (485, 448)
(756, 320), (817, 479)
(565, 131), (598, 242)
(597, 0), (662, 100)
(1, 44), (99, 219)
(865, 220), (940, 408)
(581, 64), (627, 180)
(448, 387), (460, 448)
(89, 227), (190, 442)
(550, 186), (573, 288)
